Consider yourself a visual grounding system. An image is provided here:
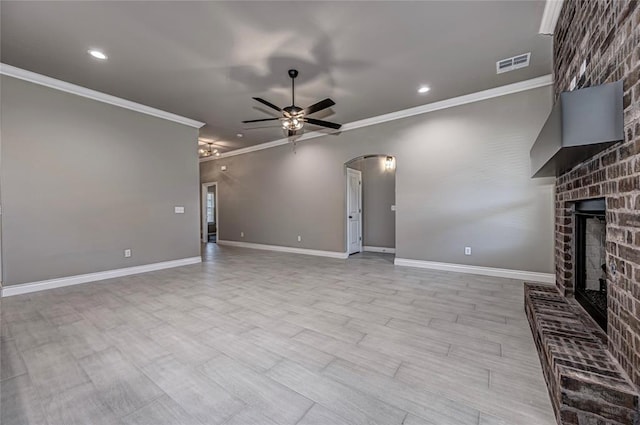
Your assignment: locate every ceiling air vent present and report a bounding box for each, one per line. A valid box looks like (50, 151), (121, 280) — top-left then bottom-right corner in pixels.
(496, 53), (531, 74)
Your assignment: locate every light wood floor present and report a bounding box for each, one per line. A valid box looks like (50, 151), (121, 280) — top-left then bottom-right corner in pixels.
(1, 245), (555, 425)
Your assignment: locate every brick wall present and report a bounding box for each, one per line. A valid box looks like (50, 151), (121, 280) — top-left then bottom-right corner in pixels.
(553, 0), (640, 387)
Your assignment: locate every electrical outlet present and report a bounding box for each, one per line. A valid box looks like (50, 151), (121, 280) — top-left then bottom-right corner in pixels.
(240, 231), (244, 238)
(124, 249), (132, 258)
(464, 247), (472, 256)
(297, 235), (302, 242)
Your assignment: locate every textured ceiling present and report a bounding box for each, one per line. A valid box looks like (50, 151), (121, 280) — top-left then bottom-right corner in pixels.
(1, 1), (552, 153)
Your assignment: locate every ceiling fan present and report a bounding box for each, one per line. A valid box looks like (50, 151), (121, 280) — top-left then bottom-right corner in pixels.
(242, 69), (342, 136)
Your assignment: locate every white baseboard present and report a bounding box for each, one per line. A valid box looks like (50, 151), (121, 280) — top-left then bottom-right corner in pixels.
(363, 246), (396, 254)
(393, 258), (555, 284)
(1, 256), (202, 297)
(217, 240), (349, 259)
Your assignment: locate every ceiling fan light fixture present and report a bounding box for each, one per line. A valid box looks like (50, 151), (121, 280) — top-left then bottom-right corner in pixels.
(282, 116), (303, 131)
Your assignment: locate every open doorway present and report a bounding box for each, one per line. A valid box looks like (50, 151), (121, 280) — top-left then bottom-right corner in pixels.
(345, 155), (396, 258)
(201, 182), (218, 243)
(346, 168), (362, 255)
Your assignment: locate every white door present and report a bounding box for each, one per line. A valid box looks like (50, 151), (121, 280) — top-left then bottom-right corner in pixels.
(347, 168), (362, 254)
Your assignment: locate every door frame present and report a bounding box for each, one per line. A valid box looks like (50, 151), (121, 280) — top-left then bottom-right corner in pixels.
(346, 168), (362, 254)
(201, 182), (218, 243)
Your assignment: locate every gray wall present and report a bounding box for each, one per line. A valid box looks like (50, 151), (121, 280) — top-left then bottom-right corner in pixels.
(348, 157), (395, 248)
(1, 76), (201, 285)
(201, 86), (555, 273)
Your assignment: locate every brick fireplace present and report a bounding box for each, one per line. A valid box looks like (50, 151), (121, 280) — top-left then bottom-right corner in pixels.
(525, 1), (640, 424)
(554, 0), (639, 390)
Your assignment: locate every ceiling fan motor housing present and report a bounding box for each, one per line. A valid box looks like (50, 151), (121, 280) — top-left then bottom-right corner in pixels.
(284, 105), (303, 115)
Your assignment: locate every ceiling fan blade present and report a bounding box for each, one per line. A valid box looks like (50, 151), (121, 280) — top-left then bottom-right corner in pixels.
(304, 117), (342, 130)
(252, 97), (282, 113)
(242, 118), (280, 123)
(303, 98), (335, 115)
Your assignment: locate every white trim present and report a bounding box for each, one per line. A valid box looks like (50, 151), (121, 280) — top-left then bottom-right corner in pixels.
(1, 257), (202, 297)
(0, 63), (205, 129)
(201, 74), (553, 161)
(393, 258), (555, 284)
(208, 138), (296, 160)
(363, 246), (396, 254)
(539, 0), (564, 35)
(217, 240), (348, 259)
(201, 182), (218, 243)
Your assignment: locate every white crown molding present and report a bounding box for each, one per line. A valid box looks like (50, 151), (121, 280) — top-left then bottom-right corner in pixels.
(205, 137), (296, 161)
(363, 246), (396, 254)
(539, 0), (564, 35)
(201, 74), (553, 162)
(1, 256), (202, 297)
(217, 240), (348, 259)
(394, 258), (555, 284)
(0, 63), (206, 129)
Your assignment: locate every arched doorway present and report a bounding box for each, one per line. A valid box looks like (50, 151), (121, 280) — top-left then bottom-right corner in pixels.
(345, 154), (396, 257)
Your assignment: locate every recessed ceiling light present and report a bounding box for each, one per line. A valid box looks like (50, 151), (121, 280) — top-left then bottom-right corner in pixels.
(418, 86), (430, 94)
(88, 49), (107, 60)
(236, 133), (244, 138)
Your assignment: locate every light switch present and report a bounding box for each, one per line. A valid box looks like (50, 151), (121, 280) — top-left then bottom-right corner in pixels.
(391, 205), (397, 211)
(174, 206), (185, 214)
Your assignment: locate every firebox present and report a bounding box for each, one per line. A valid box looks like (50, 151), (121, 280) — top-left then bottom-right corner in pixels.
(574, 198), (607, 331)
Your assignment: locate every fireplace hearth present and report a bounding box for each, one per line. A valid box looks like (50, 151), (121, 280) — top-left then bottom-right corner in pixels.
(573, 198), (607, 331)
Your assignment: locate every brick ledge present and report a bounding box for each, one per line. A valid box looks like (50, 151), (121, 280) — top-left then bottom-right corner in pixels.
(524, 283), (639, 424)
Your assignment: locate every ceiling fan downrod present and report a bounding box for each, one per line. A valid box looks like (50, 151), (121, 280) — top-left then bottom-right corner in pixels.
(288, 69), (298, 107)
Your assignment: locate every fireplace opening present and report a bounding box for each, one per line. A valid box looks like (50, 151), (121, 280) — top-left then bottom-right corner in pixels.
(574, 198), (607, 331)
